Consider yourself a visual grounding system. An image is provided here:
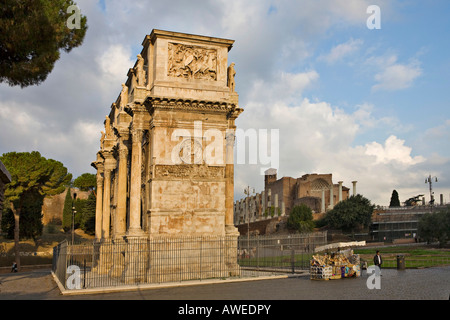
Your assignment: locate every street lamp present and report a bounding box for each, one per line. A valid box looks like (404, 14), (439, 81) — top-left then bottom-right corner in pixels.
(244, 186), (255, 254)
(72, 192), (77, 245)
(425, 175), (438, 209)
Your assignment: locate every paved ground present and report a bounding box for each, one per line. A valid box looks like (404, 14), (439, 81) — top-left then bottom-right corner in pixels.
(0, 266), (449, 300)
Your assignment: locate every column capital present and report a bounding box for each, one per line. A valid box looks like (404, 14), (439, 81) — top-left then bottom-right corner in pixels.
(116, 125), (131, 138)
(96, 172), (104, 184)
(130, 102), (147, 114)
(92, 160), (104, 172)
(118, 147), (129, 160)
(131, 126), (145, 142)
(103, 150), (117, 171)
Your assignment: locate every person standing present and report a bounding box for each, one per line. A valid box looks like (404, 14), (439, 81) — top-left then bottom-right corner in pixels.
(374, 250), (382, 272)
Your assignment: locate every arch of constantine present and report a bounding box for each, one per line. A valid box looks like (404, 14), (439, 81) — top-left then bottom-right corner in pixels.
(92, 29), (242, 240)
(89, 29), (243, 282)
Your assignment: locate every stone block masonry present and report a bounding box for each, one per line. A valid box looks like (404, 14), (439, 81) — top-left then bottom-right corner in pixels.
(88, 29), (243, 284)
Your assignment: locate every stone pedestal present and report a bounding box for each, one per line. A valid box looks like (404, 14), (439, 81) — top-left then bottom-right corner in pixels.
(122, 237), (149, 284)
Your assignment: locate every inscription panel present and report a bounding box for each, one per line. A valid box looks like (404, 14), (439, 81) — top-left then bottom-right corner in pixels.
(155, 164), (225, 179)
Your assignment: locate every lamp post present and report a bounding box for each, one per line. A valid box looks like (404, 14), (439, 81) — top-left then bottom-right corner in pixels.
(72, 192), (77, 245)
(425, 175), (437, 211)
(244, 186), (255, 256)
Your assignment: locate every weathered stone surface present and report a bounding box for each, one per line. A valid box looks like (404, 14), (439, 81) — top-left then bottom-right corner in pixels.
(91, 29), (242, 240)
(41, 188), (90, 225)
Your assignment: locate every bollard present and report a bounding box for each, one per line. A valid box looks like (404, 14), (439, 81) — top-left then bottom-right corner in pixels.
(397, 255), (405, 270)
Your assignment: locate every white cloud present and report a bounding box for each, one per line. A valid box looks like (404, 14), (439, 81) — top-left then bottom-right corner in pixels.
(235, 73), (429, 206)
(247, 70), (319, 106)
(370, 55), (422, 91)
(365, 135), (425, 165)
(319, 38), (363, 64)
(97, 44), (134, 81)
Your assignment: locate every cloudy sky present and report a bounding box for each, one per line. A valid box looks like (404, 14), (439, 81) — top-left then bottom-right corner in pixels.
(1, 0), (450, 206)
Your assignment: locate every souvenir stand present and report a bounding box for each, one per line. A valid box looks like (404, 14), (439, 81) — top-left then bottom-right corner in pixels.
(310, 241), (365, 280)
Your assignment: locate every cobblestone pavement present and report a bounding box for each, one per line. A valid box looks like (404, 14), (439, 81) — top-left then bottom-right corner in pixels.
(0, 266), (449, 300)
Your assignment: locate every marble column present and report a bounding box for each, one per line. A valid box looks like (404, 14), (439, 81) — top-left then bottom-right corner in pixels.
(352, 181), (357, 196)
(274, 193), (278, 216)
(328, 185), (334, 210)
(338, 181), (343, 202)
(128, 127), (144, 236)
(101, 151), (116, 240)
(102, 167), (111, 239)
(225, 130), (238, 235)
(261, 191), (265, 218)
(321, 188), (326, 213)
(95, 169), (104, 240)
(115, 139), (129, 237)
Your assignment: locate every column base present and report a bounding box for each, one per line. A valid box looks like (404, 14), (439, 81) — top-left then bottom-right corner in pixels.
(126, 227), (146, 238)
(225, 224), (240, 236)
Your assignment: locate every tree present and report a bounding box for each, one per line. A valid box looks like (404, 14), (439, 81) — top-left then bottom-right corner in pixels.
(326, 194), (374, 235)
(287, 204), (315, 233)
(62, 188), (74, 232)
(73, 197), (86, 228)
(1, 191), (44, 241)
(0, 151), (72, 270)
(73, 173), (96, 192)
(0, 0), (88, 87)
(81, 192), (96, 235)
(418, 209), (450, 247)
(389, 190), (400, 207)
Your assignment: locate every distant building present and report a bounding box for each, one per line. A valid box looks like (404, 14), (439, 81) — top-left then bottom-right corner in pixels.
(41, 187), (91, 225)
(370, 205), (449, 242)
(234, 169), (353, 225)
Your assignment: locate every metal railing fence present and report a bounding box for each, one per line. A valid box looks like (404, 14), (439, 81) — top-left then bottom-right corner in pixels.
(52, 232), (328, 291)
(238, 232), (328, 272)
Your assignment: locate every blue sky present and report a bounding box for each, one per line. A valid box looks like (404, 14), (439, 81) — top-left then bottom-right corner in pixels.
(1, 0), (449, 206)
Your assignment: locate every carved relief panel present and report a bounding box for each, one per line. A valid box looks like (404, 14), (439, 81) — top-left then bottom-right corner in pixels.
(167, 42), (217, 81)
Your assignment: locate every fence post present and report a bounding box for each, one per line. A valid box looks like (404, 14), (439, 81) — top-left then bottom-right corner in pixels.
(83, 259), (86, 289)
(291, 247), (295, 274)
(199, 237), (203, 280)
(256, 236), (259, 271)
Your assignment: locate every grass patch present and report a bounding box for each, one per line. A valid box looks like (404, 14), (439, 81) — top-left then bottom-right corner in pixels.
(355, 245), (450, 268)
(239, 245), (450, 270)
(0, 225), (94, 267)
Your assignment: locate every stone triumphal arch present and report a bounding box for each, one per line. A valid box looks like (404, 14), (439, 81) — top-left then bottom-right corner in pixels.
(90, 30), (243, 281)
(92, 29), (242, 240)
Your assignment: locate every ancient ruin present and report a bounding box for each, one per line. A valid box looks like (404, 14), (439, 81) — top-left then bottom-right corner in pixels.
(234, 169), (355, 225)
(90, 29), (243, 282)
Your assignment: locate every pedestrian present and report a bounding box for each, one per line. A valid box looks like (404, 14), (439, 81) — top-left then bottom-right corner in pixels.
(373, 250), (382, 274)
(11, 262), (17, 273)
